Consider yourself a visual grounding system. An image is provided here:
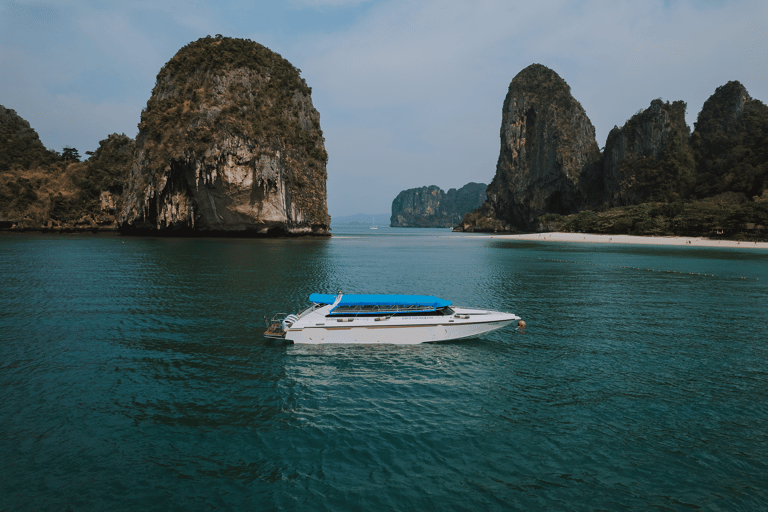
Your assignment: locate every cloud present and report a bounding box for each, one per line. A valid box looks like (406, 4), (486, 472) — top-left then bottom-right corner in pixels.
(290, 0), (371, 7)
(302, 0), (767, 117)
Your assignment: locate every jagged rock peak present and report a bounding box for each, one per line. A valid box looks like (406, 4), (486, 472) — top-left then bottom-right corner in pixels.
(603, 99), (694, 206)
(692, 81), (768, 198)
(119, 36), (330, 236)
(505, 63), (573, 103)
(0, 105), (36, 138)
(456, 63), (601, 232)
(390, 182), (486, 228)
(694, 81), (752, 136)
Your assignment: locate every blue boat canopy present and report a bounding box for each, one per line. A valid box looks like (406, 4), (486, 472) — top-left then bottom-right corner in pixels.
(309, 293), (451, 314)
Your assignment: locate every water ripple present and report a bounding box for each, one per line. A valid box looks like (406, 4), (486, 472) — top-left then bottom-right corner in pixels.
(1, 232), (767, 510)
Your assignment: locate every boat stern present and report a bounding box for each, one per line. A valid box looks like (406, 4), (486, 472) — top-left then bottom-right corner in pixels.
(263, 312), (297, 340)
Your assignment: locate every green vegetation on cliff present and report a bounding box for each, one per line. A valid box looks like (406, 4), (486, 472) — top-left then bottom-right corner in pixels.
(604, 100), (695, 205)
(139, 36), (327, 178)
(692, 81), (768, 199)
(541, 194), (767, 240)
(0, 117), (134, 230)
(80, 134), (134, 197)
(0, 106), (60, 172)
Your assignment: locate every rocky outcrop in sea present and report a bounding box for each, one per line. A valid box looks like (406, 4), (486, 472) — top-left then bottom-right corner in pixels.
(119, 36), (330, 236)
(456, 64), (602, 232)
(390, 182), (486, 227)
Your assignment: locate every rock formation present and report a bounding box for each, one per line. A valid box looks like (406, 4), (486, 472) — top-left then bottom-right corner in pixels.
(603, 99), (695, 206)
(0, 120), (133, 231)
(0, 105), (54, 172)
(691, 81), (768, 199)
(86, 133), (136, 227)
(456, 64), (601, 232)
(390, 182), (486, 227)
(119, 36), (330, 236)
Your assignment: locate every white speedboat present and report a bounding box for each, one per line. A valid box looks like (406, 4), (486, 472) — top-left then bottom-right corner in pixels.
(264, 293), (522, 344)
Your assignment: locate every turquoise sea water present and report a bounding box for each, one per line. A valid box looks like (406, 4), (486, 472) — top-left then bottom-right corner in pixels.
(1, 227), (767, 511)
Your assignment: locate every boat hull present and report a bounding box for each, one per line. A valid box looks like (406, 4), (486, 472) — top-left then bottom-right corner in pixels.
(285, 315), (517, 344)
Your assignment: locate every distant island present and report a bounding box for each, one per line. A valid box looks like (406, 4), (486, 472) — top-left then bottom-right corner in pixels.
(390, 183), (486, 228)
(456, 64), (767, 241)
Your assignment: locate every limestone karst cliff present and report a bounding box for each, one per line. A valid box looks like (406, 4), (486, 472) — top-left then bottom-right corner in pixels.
(603, 99), (695, 206)
(390, 182), (486, 227)
(691, 81), (768, 200)
(119, 36), (330, 235)
(456, 64), (602, 232)
(470, 75), (767, 238)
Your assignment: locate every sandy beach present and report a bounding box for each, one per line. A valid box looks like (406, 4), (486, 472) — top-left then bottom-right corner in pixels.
(472, 232), (768, 249)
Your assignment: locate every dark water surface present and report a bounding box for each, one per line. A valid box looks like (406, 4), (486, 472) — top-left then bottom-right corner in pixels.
(2, 228), (767, 511)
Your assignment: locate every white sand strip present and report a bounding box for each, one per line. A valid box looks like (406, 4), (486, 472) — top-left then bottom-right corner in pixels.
(469, 232), (768, 249)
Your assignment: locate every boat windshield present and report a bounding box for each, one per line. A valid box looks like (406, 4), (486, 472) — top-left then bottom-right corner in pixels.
(297, 303), (322, 319)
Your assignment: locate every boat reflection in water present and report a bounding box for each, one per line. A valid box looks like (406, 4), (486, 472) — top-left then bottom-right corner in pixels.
(265, 293), (522, 344)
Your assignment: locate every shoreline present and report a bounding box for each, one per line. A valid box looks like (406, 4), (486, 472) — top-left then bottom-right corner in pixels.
(468, 232), (768, 249)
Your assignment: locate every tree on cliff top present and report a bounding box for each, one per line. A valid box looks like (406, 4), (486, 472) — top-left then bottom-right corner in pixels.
(62, 147), (80, 162)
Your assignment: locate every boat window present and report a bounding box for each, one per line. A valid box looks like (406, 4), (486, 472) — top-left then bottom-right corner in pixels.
(326, 309), (448, 318)
(329, 303), (438, 315)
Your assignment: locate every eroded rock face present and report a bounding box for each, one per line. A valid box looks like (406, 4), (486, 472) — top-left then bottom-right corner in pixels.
(390, 182), (486, 227)
(692, 81), (768, 199)
(694, 81), (752, 139)
(119, 37), (330, 235)
(456, 64), (601, 232)
(603, 99), (694, 206)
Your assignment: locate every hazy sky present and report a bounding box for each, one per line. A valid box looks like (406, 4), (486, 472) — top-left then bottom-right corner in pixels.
(2, 0), (767, 217)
